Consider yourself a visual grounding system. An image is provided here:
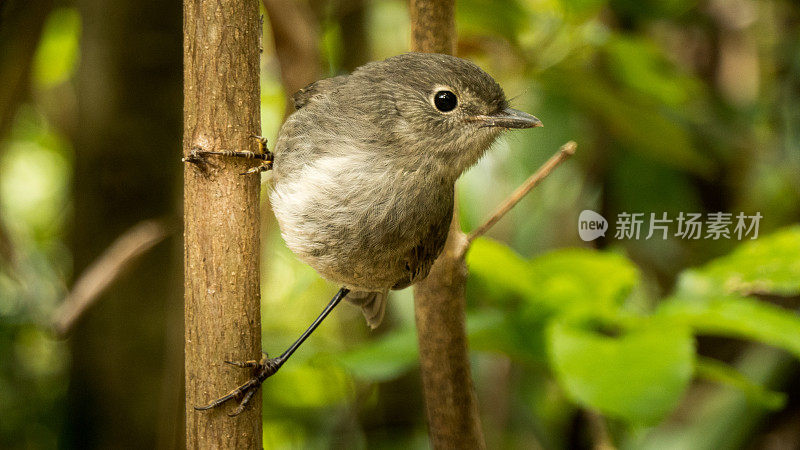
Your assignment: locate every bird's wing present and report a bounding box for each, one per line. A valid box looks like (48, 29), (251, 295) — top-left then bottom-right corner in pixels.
(292, 75), (348, 110)
(391, 215), (452, 291)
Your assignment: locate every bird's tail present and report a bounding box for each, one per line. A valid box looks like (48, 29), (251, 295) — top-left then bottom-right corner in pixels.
(346, 291), (387, 329)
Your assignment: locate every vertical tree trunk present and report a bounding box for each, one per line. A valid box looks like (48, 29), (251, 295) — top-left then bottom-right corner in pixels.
(183, 0), (263, 447)
(410, 1), (486, 448)
(63, 0), (182, 448)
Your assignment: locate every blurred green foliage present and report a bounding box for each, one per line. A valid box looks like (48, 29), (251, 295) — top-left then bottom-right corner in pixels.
(547, 321), (694, 424)
(1, 0), (800, 448)
(32, 8), (81, 89)
(0, 8), (78, 448)
(337, 226), (800, 444)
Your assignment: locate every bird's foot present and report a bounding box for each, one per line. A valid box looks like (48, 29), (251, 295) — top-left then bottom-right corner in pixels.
(194, 352), (283, 416)
(252, 134), (269, 154)
(182, 135), (273, 175)
(240, 134), (273, 174)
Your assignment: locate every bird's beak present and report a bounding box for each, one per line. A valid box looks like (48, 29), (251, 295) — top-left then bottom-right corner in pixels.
(472, 107), (543, 129)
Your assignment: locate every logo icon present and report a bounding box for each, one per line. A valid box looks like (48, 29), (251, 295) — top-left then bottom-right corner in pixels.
(578, 210), (608, 241)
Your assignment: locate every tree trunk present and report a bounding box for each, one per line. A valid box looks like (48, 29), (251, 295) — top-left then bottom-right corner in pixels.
(410, 0), (486, 448)
(183, 0), (263, 447)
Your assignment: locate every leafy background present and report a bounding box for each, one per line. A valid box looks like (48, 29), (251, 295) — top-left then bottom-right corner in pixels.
(1, 0), (800, 448)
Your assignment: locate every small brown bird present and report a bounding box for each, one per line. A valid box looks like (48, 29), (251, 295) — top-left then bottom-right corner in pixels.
(192, 52), (542, 415)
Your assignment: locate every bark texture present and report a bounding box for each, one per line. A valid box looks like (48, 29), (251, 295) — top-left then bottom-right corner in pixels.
(183, 0), (263, 447)
(409, 0), (456, 56)
(410, 0), (486, 448)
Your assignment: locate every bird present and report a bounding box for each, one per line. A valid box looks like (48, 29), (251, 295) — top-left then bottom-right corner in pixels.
(191, 52), (542, 415)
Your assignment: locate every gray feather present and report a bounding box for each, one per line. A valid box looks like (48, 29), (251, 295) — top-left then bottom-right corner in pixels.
(270, 53), (523, 327)
(292, 75), (347, 110)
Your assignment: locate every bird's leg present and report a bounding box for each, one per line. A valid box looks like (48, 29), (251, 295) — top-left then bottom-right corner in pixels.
(182, 135), (273, 174)
(195, 287), (350, 416)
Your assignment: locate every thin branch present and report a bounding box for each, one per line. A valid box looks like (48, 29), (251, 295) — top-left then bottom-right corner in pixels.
(462, 141), (577, 252)
(52, 219), (171, 336)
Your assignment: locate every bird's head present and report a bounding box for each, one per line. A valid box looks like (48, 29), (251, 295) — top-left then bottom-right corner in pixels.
(351, 53), (542, 179)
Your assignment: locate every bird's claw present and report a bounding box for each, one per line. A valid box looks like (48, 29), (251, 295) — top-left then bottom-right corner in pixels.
(183, 135), (273, 175)
(194, 352), (283, 416)
(241, 135), (273, 174)
(250, 134), (268, 154)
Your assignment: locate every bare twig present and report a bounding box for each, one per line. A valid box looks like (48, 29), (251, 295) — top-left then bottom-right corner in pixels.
(460, 141), (577, 255)
(52, 219), (170, 336)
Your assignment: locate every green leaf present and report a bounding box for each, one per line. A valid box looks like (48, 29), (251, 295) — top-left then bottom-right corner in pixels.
(527, 248), (640, 317)
(662, 227), (800, 361)
(677, 225), (800, 298)
(657, 295), (800, 359)
(337, 328), (418, 382)
(468, 240), (640, 318)
(605, 35), (700, 107)
(695, 357), (786, 410)
(466, 237), (536, 301)
(547, 320), (694, 424)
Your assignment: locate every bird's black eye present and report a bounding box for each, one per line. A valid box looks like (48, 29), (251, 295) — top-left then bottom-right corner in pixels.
(434, 90), (457, 112)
